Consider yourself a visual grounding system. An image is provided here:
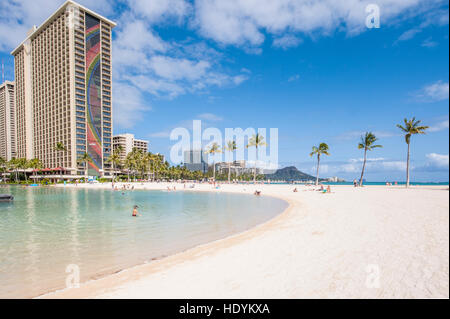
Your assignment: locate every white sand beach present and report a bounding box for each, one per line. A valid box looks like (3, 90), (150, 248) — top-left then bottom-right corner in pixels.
(42, 183), (449, 299)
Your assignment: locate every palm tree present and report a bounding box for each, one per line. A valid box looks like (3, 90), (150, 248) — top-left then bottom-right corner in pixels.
(77, 152), (92, 183)
(17, 158), (28, 182)
(0, 157), (6, 183)
(54, 142), (67, 167)
(310, 143), (330, 186)
(224, 140), (237, 183)
(246, 133), (267, 183)
(397, 117), (429, 188)
(8, 158), (19, 182)
(28, 158), (43, 183)
(206, 143), (222, 181)
(358, 132), (382, 186)
(107, 146), (123, 183)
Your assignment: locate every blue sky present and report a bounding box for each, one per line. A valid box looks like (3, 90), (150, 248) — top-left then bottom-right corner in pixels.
(0, 0), (448, 182)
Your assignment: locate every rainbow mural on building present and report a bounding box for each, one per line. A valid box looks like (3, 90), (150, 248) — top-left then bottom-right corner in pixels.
(85, 13), (102, 176)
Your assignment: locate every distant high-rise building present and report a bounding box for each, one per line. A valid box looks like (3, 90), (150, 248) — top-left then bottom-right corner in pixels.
(113, 133), (149, 161)
(0, 81), (16, 161)
(11, 1), (116, 177)
(184, 149), (208, 173)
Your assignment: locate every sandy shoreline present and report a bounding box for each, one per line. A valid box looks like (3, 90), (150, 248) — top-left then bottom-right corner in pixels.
(40, 182), (449, 299)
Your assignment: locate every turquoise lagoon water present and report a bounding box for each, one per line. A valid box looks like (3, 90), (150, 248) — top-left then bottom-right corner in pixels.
(0, 186), (287, 298)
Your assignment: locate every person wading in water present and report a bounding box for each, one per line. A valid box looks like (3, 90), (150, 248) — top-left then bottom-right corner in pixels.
(132, 205), (141, 217)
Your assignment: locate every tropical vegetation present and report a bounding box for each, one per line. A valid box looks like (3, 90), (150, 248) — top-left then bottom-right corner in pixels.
(358, 132), (382, 186)
(310, 143), (330, 186)
(396, 117), (429, 188)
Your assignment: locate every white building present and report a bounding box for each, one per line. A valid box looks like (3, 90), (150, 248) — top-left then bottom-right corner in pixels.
(11, 1), (116, 177)
(0, 81), (16, 161)
(113, 133), (149, 161)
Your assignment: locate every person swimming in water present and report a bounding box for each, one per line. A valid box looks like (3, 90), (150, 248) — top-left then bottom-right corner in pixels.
(132, 205), (141, 217)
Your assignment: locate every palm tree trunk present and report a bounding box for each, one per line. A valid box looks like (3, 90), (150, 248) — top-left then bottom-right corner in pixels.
(85, 162), (88, 183)
(228, 162), (231, 183)
(213, 162), (216, 181)
(406, 142), (410, 188)
(315, 155), (320, 186)
(253, 146), (258, 183)
(359, 149), (367, 187)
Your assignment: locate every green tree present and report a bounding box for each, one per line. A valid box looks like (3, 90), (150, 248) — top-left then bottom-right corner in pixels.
(77, 152), (92, 183)
(358, 132), (382, 186)
(0, 157), (6, 183)
(310, 143), (330, 186)
(246, 133), (267, 183)
(224, 140), (238, 183)
(28, 158), (43, 183)
(206, 143), (222, 181)
(8, 158), (19, 182)
(107, 146), (123, 183)
(396, 117), (429, 188)
(17, 158), (28, 182)
(54, 142), (67, 167)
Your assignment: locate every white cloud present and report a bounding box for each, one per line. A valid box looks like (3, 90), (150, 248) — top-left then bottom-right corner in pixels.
(148, 56), (210, 81)
(426, 153), (449, 168)
(395, 28), (421, 43)
(128, 0), (191, 24)
(421, 37), (439, 48)
(193, 0), (446, 48)
(0, 0), (114, 51)
(393, 5), (448, 45)
(273, 35), (302, 50)
(337, 158), (407, 173)
(418, 81), (449, 102)
(429, 117), (449, 132)
(113, 82), (151, 129)
(112, 14), (249, 100)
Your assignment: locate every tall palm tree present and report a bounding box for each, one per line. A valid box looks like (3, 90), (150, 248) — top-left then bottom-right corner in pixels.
(310, 143), (330, 186)
(54, 142), (67, 167)
(77, 152), (92, 183)
(8, 158), (19, 182)
(358, 132), (382, 186)
(397, 117), (429, 188)
(206, 143), (222, 181)
(17, 158), (28, 182)
(246, 133), (267, 183)
(224, 140), (237, 183)
(28, 158), (43, 183)
(107, 146), (123, 183)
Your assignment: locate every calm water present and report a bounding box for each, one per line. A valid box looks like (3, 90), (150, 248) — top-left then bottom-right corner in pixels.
(0, 186), (287, 298)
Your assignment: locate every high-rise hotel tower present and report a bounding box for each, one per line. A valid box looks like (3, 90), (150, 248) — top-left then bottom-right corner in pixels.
(11, 1), (116, 177)
(0, 81), (17, 161)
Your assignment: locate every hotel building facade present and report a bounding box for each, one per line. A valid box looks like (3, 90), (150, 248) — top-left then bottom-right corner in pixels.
(113, 133), (149, 162)
(0, 81), (17, 161)
(11, 1), (116, 177)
